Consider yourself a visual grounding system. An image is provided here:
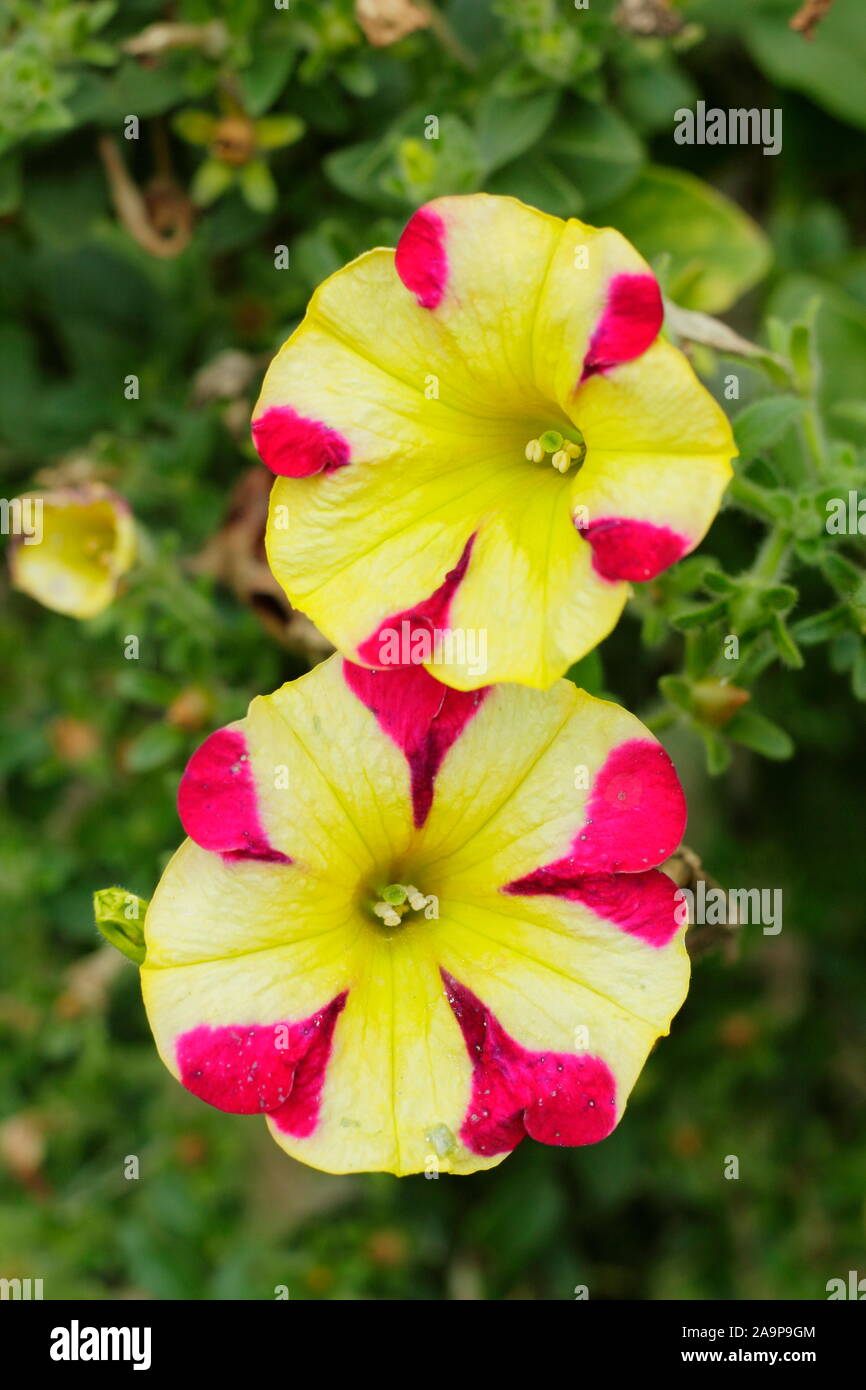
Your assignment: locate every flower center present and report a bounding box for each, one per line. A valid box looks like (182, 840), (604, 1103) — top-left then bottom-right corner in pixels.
(524, 427), (586, 475)
(370, 881), (438, 930)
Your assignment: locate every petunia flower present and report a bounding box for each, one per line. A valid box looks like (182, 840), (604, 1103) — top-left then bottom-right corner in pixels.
(8, 485), (136, 619)
(142, 654), (690, 1176)
(253, 193), (735, 690)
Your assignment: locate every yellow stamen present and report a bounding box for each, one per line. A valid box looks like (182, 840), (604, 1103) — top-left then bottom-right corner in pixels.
(373, 902), (402, 927)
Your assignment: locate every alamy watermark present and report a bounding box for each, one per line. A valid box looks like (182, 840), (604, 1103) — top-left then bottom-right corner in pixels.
(0, 496), (42, 545)
(674, 101), (782, 157)
(378, 620), (488, 678)
(825, 491), (866, 535)
(675, 882), (782, 935)
(50, 1321), (151, 1371)
(0, 1276), (43, 1299)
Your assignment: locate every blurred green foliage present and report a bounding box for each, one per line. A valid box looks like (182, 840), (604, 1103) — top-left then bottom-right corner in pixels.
(1, 0), (865, 1300)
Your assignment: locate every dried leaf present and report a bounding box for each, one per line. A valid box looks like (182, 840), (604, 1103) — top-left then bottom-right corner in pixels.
(192, 468), (333, 659)
(356, 0), (431, 48)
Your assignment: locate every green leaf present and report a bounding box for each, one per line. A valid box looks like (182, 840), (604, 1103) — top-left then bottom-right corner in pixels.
(191, 157), (235, 207)
(767, 274), (866, 436)
(640, 606), (669, 647)
(238, 45), (296, 118)
(326, 112), (481, 210)
(71, 58), (187, 124)
(543, 103), (643, 209)
(703, 570), (738, 596)
(770, 614), (804, 669)
(339, 58), (377, 100)
(831, 400), (866, 429)
(820, 550), (863, 600)
(173, 109), (217, 147)
(789, 308), (819, 396)
(728, 474), (794, 524)
(700, 727), (732, 776)
(254, 115), (305, 151)
(615, 48), (698, 136)
(670, 599), (729, 630)
(745, 0), (866, 132)
(595, 166), (771, 312)
(685, 623), (726, 679)
(830, 629), (859, 673)
(733, 396), (804, 460)
(238, 160), (278, 213)
(476, 87), (558, 175)
(852, 645), (866, 701)
(564, 649), (605, 697)
(488, 154), (583, 219)
(114, 669), (179, 706)
(93, 887), (148, 964)
(324, 136), (394, 206)
(726, 708), (794, 760)
(124, 722), (185, 773)
(792, 605), (852, 644)
(658, 674), (693, 712)
(490, 102), (642, 213)
(763, 585), (798, 613)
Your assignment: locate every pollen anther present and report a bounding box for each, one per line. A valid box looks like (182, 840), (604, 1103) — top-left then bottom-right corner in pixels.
(525, 429), (586, 474)
(371, 882), (433, 929)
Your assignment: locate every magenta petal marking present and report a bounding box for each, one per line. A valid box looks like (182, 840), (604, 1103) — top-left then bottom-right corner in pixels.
(510, 869), (682, 948)
(513, 739), (685, 878)
(395, 206), (448, 309)
(178, 726), (290, 863)
(581, 272), (663, 381)
(177, 993), (347, 1137)
(348, 536), (482, 826)
(580, 516), (689, 583)
(344, 660), (488, 828)
(442, 971), (617, 1155)
(357, 534), (475, 670)
(251, 405), (350, 478)
(504, 739), (686, 947)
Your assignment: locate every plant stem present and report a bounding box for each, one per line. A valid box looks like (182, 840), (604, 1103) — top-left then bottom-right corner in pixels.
(727, 473), (780, 523)
(732, 523), (792, 636)
(426, 6), (478, 70)
(802, 402), (827, 478)
(752, 524), (791, 586)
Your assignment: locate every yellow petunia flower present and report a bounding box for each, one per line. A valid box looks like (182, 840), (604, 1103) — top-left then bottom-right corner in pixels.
(8, 485), (136, 619)
(143, 654), (690, 1176)
(253, 193), (735, 691)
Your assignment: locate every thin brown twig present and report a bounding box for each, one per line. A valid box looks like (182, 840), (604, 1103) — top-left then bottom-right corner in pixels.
(98, 135), (194, 260)
(790, 0), (835, 39)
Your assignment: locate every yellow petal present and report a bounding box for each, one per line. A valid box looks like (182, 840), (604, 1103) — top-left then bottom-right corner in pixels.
(572, 341), (735, 579)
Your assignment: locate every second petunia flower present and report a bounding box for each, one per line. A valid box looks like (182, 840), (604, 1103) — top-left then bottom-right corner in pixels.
(142, 656), (690, 1176)
(253, 193), (735, 690)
